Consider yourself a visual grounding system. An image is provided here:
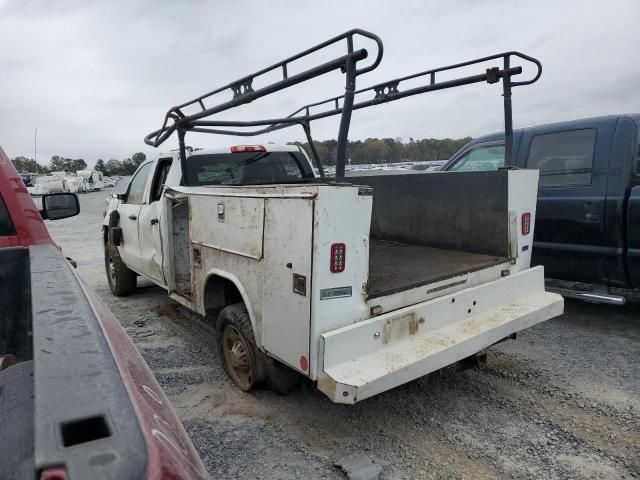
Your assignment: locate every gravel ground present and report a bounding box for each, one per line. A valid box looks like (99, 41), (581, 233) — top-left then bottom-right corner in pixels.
(47, 186), (640, 480)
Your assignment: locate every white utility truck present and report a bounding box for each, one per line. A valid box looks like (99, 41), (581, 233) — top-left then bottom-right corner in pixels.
(103, 30), (563, 403)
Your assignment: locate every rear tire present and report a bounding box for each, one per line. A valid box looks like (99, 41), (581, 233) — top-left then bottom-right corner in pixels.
(216, 303), (299, 395)
(105, 240), (136, 296)
(217, 304), (265, 391)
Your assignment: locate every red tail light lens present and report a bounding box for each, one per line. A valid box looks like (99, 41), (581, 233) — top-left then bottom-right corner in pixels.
(521, 212), (531, 235)
(40, 467), (67, 480)
(330, 243), (346, 273)
(231, 145), (266, 153)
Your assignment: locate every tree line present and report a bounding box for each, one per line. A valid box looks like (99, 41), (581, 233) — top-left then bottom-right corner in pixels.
(291, 136), (471, 166)
(11, 152), (147, 176)
(95, 153), (146, 175)
(10, 136), (470, 176)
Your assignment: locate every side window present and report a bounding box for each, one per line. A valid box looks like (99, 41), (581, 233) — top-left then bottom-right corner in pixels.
(449, 144), (505, 172)
(0, 194), (16, 236)
(527, 129), (596, 187)
(150, 159), (173, 203)
(126, 162), (153, 204)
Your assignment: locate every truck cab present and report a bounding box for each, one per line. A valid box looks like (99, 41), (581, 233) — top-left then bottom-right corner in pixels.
(442, 114), (640, 303)
(105, 144), (316, 289)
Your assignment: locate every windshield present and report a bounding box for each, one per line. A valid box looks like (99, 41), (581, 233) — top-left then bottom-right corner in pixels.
(449, 144), (505, 172)
(185, 151), (314, 186)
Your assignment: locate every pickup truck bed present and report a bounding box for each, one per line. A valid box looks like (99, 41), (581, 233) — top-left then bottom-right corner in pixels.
(0, 147), (207, 479)
(368, 240), (507, 298)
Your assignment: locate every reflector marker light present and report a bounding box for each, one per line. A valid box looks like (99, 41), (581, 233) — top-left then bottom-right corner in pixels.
(330, 243), (346, 273)
(521, 212), (531, 235)
(231, 145), (266, 153)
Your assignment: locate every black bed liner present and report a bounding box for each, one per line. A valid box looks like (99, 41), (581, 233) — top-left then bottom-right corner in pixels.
(368, 240), (507, 299)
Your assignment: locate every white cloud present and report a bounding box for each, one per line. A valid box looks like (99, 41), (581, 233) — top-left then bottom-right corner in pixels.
(0, 0), (638, 166)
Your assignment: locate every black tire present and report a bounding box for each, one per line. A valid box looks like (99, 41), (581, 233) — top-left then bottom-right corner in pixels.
(105, 240), (136, 296)
(216, 304), (265, 392)
(216, 303), (299, 395)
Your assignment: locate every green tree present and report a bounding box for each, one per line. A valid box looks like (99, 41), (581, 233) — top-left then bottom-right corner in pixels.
(288, 136), (471, 167)
(131, 152), (146, 168)
(70, 159), (87, 171)
(105, 159), (122, 175)
(95, 159), (106, 173)
(49, 155), (67, 172)
(121, 158), (135, 174)
(11, 156), (46, 173)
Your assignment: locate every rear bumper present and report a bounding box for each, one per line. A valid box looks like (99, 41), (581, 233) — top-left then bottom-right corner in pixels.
(317, 266), (563, 404)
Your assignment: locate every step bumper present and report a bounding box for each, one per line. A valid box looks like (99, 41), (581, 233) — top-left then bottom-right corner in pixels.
(317, 266), (563, 404)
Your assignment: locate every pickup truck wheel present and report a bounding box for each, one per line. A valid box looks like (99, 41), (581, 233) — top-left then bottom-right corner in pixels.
(105, 242), (136, 296)
(217, 304), (265, 392)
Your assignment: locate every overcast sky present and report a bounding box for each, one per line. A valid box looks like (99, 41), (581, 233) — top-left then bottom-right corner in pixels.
(1, 0), (638, 167)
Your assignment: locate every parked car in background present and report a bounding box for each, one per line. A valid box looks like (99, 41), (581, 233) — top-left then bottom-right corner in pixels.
(50, 170), (82, 193)
(19, 173), (38, 188)
(26, 174), (65, 196)
(442, 114), (640, 304)
(0, 147), (208, 479)
(103, 176), (117, 188)
(77, 169), (104, 191)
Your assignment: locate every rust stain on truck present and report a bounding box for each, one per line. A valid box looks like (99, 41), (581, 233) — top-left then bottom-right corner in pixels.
(382, 312), (420, 344)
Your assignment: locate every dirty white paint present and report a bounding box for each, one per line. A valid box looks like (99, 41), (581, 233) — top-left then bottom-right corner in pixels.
(105, 150), (562, 404)
(189, 195), (265, 260)
(318, 267), (563, 403)
(261, 198), (314, 373)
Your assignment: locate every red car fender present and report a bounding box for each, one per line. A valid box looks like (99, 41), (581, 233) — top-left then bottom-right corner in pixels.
(78, 275), (209, 479)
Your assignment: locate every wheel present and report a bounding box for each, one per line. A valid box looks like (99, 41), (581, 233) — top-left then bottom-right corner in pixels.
(105, 240), (136, 296)
(217, 304), (265, 392)
(217, 303), (300, 395)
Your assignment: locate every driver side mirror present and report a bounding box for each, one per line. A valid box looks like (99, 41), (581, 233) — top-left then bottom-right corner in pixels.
(116, 193), (127, 202)
(41, 193), (80, 220)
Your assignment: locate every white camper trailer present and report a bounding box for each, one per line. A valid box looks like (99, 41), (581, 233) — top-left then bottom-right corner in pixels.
(77, 170), (104, 192)
(28, 175), (65, 196)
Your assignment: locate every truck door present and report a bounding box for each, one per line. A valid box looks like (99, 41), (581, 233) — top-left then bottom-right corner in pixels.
(261, 198), (313, 374)
(117, 162), (153, 273)
(522, 125), (611, 282)
(627, 123), (640, 288)
(138, 158), (173, 286)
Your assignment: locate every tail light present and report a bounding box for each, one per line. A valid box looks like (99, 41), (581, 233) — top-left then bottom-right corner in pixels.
(40, 467), (67, 480)
(231, 145), (266, 153)
(521, 212), (531, 235)
(330, 243), (346, 273)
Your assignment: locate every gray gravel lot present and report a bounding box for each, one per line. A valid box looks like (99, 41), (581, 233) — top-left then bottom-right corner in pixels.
(47, 187), (640, 479)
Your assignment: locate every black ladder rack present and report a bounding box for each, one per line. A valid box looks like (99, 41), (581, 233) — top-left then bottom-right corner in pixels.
(144, 29), (541, 182)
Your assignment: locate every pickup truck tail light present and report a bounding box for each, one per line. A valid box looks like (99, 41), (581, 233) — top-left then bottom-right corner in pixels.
(231, 145), (266, 153)
(521, 212), (531, 235)
(40, 467), (67, 480)
(330, 243), (346, 273)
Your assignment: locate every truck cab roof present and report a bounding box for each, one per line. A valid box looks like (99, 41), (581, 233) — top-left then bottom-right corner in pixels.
(452, 113), (640, 150)
(158, 143), (303, 159)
